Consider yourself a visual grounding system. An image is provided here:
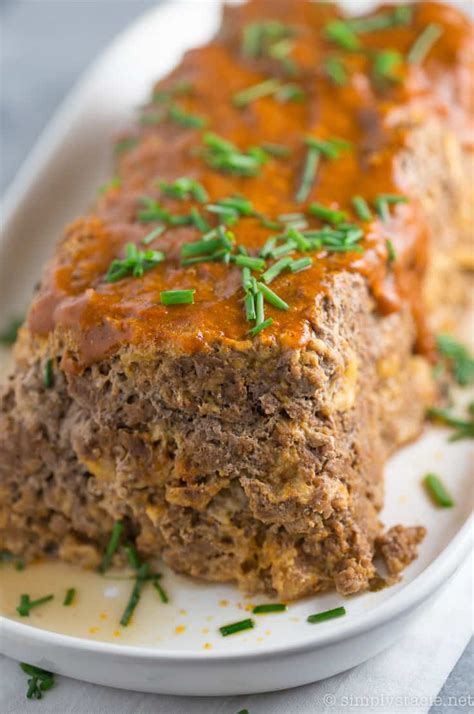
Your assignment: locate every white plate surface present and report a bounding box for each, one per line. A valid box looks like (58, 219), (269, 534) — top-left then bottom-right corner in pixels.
(0, 0), (472, 696)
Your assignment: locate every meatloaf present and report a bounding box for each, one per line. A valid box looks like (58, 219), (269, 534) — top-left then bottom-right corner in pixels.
(0, 1), (472, 599)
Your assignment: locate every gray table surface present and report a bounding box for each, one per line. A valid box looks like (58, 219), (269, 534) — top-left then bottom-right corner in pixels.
(0, 0), (472, 710)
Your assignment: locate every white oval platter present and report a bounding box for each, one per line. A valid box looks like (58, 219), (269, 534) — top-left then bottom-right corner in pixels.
(0, 0), (472, 697)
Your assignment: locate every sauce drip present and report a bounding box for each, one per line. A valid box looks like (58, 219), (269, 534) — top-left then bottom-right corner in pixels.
(27, 1), (473, 366)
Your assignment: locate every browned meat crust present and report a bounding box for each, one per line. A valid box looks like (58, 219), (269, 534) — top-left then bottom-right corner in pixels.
(0, 1), (472, 599)
(0, 274), (436, 597)
(376, 525), (427, 577)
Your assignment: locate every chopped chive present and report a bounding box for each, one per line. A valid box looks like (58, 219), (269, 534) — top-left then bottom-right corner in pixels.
(260, 143), (291, 158)
(324, 56), (348, 86)
(428, 406), (471, 428)
(206, 204), (239, 226)
(286, 226), (310, 251)
(348, 6), (413, 33)
(241, 20), (292, 60)
(114, 136), (138, 156)
(20, 663), (54, 681)
(153, 577), (169, 604)
(260, 236), (278, 258)
(386, 239), (396, 264)
(152, 80), (193, 103)
(279, 212), (308, 230)
(219, 618), (255, 636)
(268, 37), (295, 64)
(280, 61), (298, 80)
(432, 362), (445, 381)
(307, 606), (346, 624)
(257, 283), (289, 311)
(260, 216), (282, 230)
(341, 224), (364, 242)
(102, 572), (162, 582)
(181, 233), (228, 258)
(202, 132), (268, 177)
(191, 180), (209, 203)
(137, 196), (170, 223)
(141, 225), (166, 245)
(305, 135), (352, 159)
(375, 194), (408, 221)
(233, 255), (266, 271)
(1, 550), (25, 570)
(0, 316), (23, 346)
(20, 664), (55, 700)
(17, 594), (29, 614)
(190, 207), (210, 232)
(321, 244), (362, 253)
(44, 359), (54, 388)
(276, 83), (305, 102)
(218, 195), (255, 216)
(407, 23), (443, 65)
(279, 212), (304, 222)
(120, 563), (149, 627)
(249, 317), (273, 337)
(168, 213), (195, 227)
(245, 292), (256, 321)
(286, 219), (308, 231)
(255, 290), (265, 325)
(16, 593), (54, 617)
(324, 19), (361, 51)
(160, 289), (195, 305)
(295, 145), (320, 204)
(296, 136), (351, 203)
(428, 406), (474, 441)
(372, 50), (404, 85)
(173, 79), (193, 95)
(26, 679), (39, 699)
(261, 256), (292, 284)
(301, 224), (364, 252)
(236, 710), (249, 714)
(267, 37), (293, 58)
(242, 22), (262, 59)
(436, 335), (474, 386)
(139, 111), (165, 126)
(152, 90), (171, 104)
(241, 265), (253, 291)
(309, 202), (347, 225)
(233, 78), (281, 107)
(289, 256), (312, 273)
(252, 603), (287, 614)
(99, 176), (122, 194)
(63, 588), (76, 606)
(269, 241), (297, 259)
(159, 177), (208, 203)
(181, 226), (233, 258)
(280, 216), (308, 231)
(351, 195), (372, 221)
(181, 251), (228, 267)
(106, 243), (164, 282)
(124, 543), (141, 569)
(169, 104), (207, 129)
(424, 473), (454, 508)
(99, 520), (124, 573)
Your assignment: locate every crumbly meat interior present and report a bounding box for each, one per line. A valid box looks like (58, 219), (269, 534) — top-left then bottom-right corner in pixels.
(0, 0), (472, 599)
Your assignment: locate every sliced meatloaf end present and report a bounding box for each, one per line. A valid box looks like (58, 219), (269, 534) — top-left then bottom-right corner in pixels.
(0, 1), (472, 599)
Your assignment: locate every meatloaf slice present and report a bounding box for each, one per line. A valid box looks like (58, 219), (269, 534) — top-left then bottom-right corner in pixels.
(0, 1), (472, 599)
